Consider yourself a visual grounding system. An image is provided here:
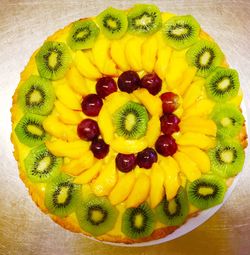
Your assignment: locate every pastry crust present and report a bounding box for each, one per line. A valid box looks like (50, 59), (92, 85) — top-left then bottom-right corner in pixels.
(11, 21), (248, 244)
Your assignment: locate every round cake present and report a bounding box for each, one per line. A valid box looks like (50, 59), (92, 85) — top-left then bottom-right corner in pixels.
(11, 4), (248, 244)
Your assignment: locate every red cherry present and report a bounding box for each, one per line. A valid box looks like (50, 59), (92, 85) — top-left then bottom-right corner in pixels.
(90, 138), (109, 159)
(115, 153), (136, 173)
(140, 73), (162, 95)
(118, 71), (140, 93)
(155, 135), (177, 156)
(81, 94), (103, 116)
(137, 148), (158, 169)
(77, 119), (100, 141)
(160, 114), (180, 135)
(96, 77), (117, 98)
(160, 92), (179, 114)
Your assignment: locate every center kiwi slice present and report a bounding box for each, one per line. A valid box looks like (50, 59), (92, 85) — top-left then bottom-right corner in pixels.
(24, 144), (62, 183)
(96, 7), (128, 39)
(162, 15), (200, 50)
(208, 139), (245, 178)
(211, 104), (244, 137)
(187, 175), (226, 210)
(127, 4), (162, 35)
(186, 39), (223, 77)
(45, 174), (81, 218)
(15, 113), (49, 147)
(67, 19), (100, 50)
(155, 188), (189, 226)
(121, 203), (155, 239)
(18, 75), (55, 115)
(76, 195), (118, 236)
(113, 101), (149, 140)
(35, 41), (72, 80)
(205, 67), (240, 102)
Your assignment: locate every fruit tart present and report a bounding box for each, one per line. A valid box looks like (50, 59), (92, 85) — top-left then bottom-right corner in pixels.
(11, 4), (247, 244)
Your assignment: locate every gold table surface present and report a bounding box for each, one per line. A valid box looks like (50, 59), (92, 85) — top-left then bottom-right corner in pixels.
(0, 0), (250, 254)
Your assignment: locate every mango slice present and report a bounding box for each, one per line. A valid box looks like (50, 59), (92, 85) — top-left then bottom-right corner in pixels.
(142, 36), (158, 73)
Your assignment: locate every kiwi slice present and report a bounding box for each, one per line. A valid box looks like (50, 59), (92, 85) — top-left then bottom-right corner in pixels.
(15, 113), (49, 147)
(211, 104), (244, 138)
(155, 188), (189, 226)
(187, 175), (227, 209)
(162, 15), (200, 50)
(208, 139), (245, 178)
(35, 41), (72, 80)
(18, 75), (55, 115)
(76, 194), (118, 236)
(113, 101), (149, 140)
(186, 40), (224, 77)
(24, 144), (62, 183)
(96, 7), (128, 40)
(122, 203), (155, 239)
(67, 19), (99, 50)
(205, 67), (240, 102)
(45, 174), (81, 218)
(127, 4), (162, 35)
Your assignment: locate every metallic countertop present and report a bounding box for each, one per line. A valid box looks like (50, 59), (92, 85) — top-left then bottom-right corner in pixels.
(0, 0), (250, 254)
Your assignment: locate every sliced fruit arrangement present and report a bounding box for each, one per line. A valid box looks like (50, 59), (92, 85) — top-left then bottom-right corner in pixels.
(11, 3), (247, 243)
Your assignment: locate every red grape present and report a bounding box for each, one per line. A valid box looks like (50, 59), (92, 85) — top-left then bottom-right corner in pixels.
(155, 135), (177, 156)
(81, 94), (103, 116)
(77, 119), (100, 141)
(160, 92), (179, 113)
(96, 77), (117, 98)
(115, 153), (136, 173)
(140, 73), (162, 95)
(118, 71), (140, 93)
(137, 148), (158, 169)
(90, 138), (109, 159)
(160, 114), (180, 135)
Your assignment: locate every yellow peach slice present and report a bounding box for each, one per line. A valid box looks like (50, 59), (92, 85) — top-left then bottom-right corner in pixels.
(142, 36), (158, 73)
(154, 47), (172, 80)
(54, 100), (82, 125)
(92, 159), (117, 196)
(126, 173), (150, 208)
(74, 160), (103, 184)
(178, 146), (210, 173)
(62, 151), (94, 176)
(174, 151), (201, 182)
(109, 171), (136, 205)
(74, 50), (102, 79)
(180, 117), (217, 136)
(176, 132), (216, 149)
(45, 139), (89, 159)
(145, 116), (161, 147)
(150, 164), (165, 208)
(177, 66), (197, 95)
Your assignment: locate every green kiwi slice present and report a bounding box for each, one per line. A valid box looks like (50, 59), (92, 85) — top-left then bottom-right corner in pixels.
(162, 15), (200, 50)
(113, 101), (149, 140)
(127, 4), (162, 35)
(96, 7), (128, 40)
(186, 40), (224, 77)
(76, 194), (118, 236)
(15, 113), (49, 147)
(187, 175), (227, 210)
(211, 104), (244, 138)
(155, 188), (189, 226)
(121, 203), (155, 239)
(205, 67), (240, 102)
(18, 75), (55, 115)
(35, 41), (72, 80)
(208, 139), (245, 178)
(45, 174), (81, 218)
(67, 19), (99, 50)
(24, 144), (62, 183)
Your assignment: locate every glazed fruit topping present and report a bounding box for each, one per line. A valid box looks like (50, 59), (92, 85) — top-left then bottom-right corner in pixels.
(160, 92), (179, 113)
(118, 71), (140, 93)
(116, 153), (136, 173)
(81, 94), (103, 116)
(77, 119), (100, 141)
(96, 77), (117, 98)
(160, 114), (180, 135)
(90, 138), (109, 159)
(155, 135), (177, 156)
(140, 73), (162, 95)
(137, 148), (158, 169)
